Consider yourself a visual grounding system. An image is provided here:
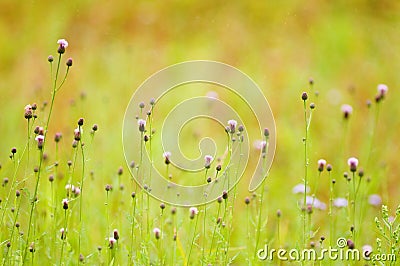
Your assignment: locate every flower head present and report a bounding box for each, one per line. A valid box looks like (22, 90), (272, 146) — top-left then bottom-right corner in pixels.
(347, 157), (359, 172)
(163, 151), (171, 165)
(108, 237), (117, 248)
(377, 84), (388, 98)
(368, 194), (382, 206)
(333, 198), (348, 208)
(227, 120), (237, 134)
(292, 183), (310, 194)
(62, 198), (69, 210)
(204, 155), (213, 169)
(317, 159), (327, 172)
(341, 104), (353, 119)
(153, 227), (161, 239)
(57, 39), (68, 54)
(24, 104), (33, 119)
(137, 119), (146, 132)
(189, 207), (199, 219)
(35, 135), (45, 149)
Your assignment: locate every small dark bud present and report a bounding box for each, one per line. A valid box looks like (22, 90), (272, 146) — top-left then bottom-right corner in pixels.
(78, 118), (84, 126)
(264, 128), (270, 137)
(347, 239), (355, 249)
(66, 58), (73, 67)
(222, 190), (228, 200)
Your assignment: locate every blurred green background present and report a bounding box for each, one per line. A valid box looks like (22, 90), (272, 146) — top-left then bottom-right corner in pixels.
(1, 0), (400, 254)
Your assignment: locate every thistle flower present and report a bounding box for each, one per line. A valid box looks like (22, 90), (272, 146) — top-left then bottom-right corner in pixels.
(62, 198), (69, 210)
(227, 119), (237, 134)
(341, 104), (353, 119)
(189, 207), (199, 219)
(317, 159), (327, 172)
(35, 135), (45, 149)
(137, 119), (146, 132)
(377, 84), (388, 98)
(347, 157), (359, 172)
(24, 104), (33, 119)
(204, 155), (213, 169)
(153, 228), (161, 239)
(74, 128), (81, 141)
(57, 39), (68, 54)
(333, 198), (348, 208)
(113, 229), (119, 240)
(292, 183), (310, 194)
(368, 194), (382, 206)
(163, 151), (171, 165)
(108, 237), (117, 248)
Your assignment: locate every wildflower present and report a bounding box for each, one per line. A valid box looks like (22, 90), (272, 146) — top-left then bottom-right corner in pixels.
(377, 84), (388, 98)
(204, 155), (213, 169)
(163, 151), (171, 165)
(74, 128), (81, 141)
(347, 157), (359, 172)
(35, 135), (45, 149)
(66, 58), (73, 67)
(292, 183), (310, 194)
(108, 237), (116, 248)
(333, 198), (348, 208)
(57, 39), (68, 54)
(62, 198), (69, 210)
(303, 196), (326, 210)
(54, 132), (62, 142)
(368, 194), (382, 206)
(113, 229), (119, 240)
(153, 228), (161, 239)
(60, 228), (66, 240)
(301, 92), (308, 101)
(24, 104), (33, 119)
(189, 207), (199, 219)
(227, 120), (237, 134)
(341, 104), (353, 119)
(264, 128), (270, 137)
(362, 245), (372, 257)
(244, 197), (250, 205)
(137, 119), (146, 132)
(317, 159), (327, 172)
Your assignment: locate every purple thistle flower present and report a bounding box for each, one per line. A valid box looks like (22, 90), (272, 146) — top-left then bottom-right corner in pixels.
(341, 104), (353, 119)
(317, 159), (327, 172)
(333, 198), (348, 208)
(137, 119), (146, 132)
(153, 228), (161, 239)
(227, 119), (237, 134)
(204, 155), (213, 169)
(347, 157), (359, 172)
(368, 194), (382, 206)
(57, 39), (68, 54)
(35, 135), (45, 149)
(189, 207), (199, 219)
(163, 151), (171, 165)
(377, 84), (388, 98)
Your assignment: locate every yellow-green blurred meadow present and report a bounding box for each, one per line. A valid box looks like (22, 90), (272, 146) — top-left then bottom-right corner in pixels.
(1, 1), (400, 265)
